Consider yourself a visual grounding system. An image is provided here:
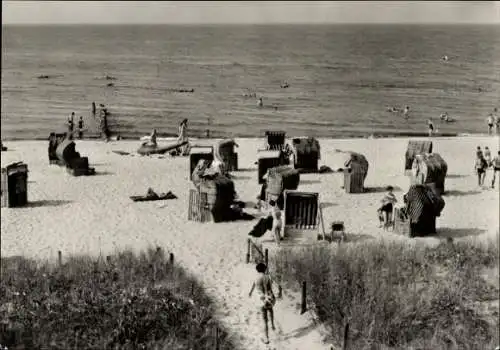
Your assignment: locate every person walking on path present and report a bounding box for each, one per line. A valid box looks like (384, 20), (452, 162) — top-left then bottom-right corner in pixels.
(248, 263), (282, 345)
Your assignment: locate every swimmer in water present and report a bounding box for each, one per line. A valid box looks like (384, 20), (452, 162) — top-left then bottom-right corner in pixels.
(442, 55), (449, 61)
(257, 97), (263, 107)
(403, 106), (410, 119)
(440, 112), (449, 122)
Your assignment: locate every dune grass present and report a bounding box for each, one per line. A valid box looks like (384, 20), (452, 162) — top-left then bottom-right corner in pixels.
(0, 247), (235, 350)
(272, 235), (499, 350)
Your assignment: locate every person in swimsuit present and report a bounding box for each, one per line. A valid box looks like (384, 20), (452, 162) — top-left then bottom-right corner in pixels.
(487, 114), (494, 135)
(476, 146), (483, 159)
(491, 151), (500, 188)
(268, 200), (282, 245)
(150, 128), (158, 147)
(257, 97), (263, 107)
(78, 116), (84, 139)
(427, 118), (434, 137)
(474, 153), (488, 187)
(248, 263), (281, 345)
(403, 106), (410, 119)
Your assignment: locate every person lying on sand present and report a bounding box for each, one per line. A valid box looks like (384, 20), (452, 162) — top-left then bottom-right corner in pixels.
(248, 263), (282, 345)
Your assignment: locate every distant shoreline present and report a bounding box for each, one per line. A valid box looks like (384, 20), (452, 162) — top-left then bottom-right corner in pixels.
(4, 131), (497, 143)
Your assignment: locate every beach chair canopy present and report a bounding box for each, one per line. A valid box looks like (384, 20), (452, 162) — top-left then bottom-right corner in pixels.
(411, 153), (447, 187)
(55, 139), (79, 165)
(344, 152), (369, 179)
(292, 137), (320, 157)
(404, 184), (445, 223)
(405, 140), (433, 171)
(266, 165), (300, 195)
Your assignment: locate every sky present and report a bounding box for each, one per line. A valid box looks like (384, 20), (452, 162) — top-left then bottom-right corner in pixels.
(2, 1), (500, 25)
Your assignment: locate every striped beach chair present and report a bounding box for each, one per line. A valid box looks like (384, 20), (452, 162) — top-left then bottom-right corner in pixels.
(281, 190), (326, 242)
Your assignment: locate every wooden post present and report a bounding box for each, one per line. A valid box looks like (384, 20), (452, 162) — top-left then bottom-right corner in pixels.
(300, 281), (307, 314)
(265, 248), (269, 268)
(342, 322), (350, 350)
(58, 250), (62, 266)
(246, 238), (251, 264)
(169, 253), (174, 265)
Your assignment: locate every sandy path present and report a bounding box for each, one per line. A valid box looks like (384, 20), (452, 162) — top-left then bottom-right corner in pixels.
(1, 136), (498, 349)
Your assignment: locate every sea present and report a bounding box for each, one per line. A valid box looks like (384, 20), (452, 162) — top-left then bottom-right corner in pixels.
(1, 24), (499, 140)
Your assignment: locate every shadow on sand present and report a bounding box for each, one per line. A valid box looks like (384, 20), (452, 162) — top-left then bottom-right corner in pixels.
(26, 200), (73, 208)
(237, 167), (257, 172)
(443, 190), (481, 197)
(300, 179), (322, 185)
(230, 175), (252, 181)
(364, 185), (402, 193)
(345, 233), (375, 243)
(436, 227), (486, 239)
(446, 174), (468, 179)
(320, 202), (338, 209)
(94, 171), (115, 176)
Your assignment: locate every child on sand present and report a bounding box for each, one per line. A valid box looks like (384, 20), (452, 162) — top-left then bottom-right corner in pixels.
(268, 200), (282, 245)
(248, 263), (281, 345)
(377, 186), (397, 228)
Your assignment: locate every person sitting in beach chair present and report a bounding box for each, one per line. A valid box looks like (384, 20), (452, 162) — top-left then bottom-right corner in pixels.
(248, 263), (282, 345)
(377, 186), (397, 228)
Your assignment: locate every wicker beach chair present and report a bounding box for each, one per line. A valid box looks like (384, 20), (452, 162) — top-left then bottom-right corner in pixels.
(189, 146), (214, 180)
(265, 131), (286, 151)
(1, 162), (28, 208)
(343, 152), (369, 193)
(405, 140), (433, 174)
(280, 190), (326, 242)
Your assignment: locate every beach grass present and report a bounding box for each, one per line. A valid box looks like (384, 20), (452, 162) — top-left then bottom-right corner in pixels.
(0, 247), (234, 350)
(272, 235), (499, 350)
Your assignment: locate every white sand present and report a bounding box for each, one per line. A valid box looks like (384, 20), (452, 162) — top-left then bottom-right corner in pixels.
(1, 136), (499, 350)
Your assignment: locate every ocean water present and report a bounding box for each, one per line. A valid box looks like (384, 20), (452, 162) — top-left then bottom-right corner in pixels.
(1, 24), (499, 140)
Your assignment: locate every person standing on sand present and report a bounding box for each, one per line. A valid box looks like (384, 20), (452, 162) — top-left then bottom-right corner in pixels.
(268, 200), (282, 245)
(493, 108), (500, 134)
(248, 263), (281, 345)
(474, 152), (488, 187)
(257, 97), (263, 108)
(177, 118), (189, 155)
(403, 106), (410, 119)
(476, 146), (483, 159)
(491, 151), (500, 188)
(91, 102), (96, 118)
(487, 114), (494, 135)
(78, 116), (84, 139)
(67, 112), (75, 140)
(427, 118), (434, 137)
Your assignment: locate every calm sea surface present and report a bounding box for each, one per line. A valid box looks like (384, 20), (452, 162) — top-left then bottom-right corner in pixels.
(1, 24), (499, 140)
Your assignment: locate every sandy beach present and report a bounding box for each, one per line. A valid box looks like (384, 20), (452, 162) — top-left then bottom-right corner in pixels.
(1, 136), (499, 349)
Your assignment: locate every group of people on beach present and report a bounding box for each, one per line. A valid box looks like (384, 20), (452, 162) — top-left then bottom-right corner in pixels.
(475, 146), (500, 188)
(66, 112), (85, 140)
